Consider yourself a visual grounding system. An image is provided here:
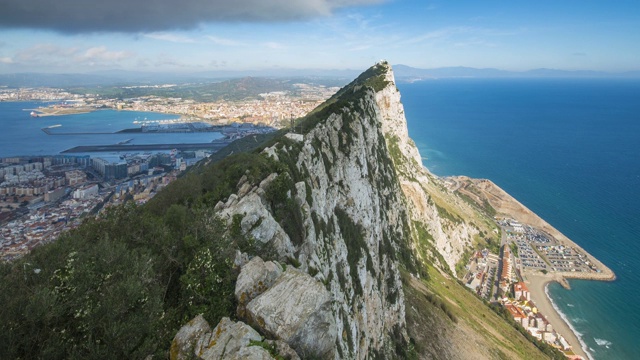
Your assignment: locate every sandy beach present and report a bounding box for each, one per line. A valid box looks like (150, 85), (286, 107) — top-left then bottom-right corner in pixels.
(525, 272), (589, 360)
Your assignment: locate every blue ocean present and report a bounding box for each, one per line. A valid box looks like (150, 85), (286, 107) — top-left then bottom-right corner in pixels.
(398, 78), (640, 359)
(0, 103), (222, 158)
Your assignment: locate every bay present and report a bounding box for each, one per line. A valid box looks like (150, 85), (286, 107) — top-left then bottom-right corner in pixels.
(398, 78), (640, 359)
(0, 102), (223, 158)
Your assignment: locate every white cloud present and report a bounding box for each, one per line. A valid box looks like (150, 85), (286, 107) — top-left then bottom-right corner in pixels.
(206, 36), (246, 47)
(13, 44), (135, 69)
(16, 44), (79, 62)
(75, 46), (133, 63)
(0, 57), (13, 64)
(144, 32), (196, 43)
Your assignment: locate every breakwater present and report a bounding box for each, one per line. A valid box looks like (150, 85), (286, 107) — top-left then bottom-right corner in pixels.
(61, 140), (232, 153)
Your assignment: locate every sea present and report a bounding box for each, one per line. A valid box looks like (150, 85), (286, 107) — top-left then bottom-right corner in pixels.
(0, 103), (223, 159)
(398, 78), (640, 360)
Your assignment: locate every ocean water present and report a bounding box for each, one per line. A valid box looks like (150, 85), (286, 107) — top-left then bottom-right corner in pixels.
(0, 102), (222, 158)
(398, 78), (640, 359)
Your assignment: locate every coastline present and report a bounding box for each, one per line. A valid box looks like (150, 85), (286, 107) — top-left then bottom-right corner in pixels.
(464, 176), (617, 281)
(525, 272), (591, 360)
(451, 176), (616, 358)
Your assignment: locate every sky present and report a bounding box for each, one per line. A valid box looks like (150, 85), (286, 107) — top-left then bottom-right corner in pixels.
(0, 0), (639, 74)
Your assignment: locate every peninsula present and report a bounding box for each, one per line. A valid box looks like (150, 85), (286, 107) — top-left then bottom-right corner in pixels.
(454, 176), (615, 359)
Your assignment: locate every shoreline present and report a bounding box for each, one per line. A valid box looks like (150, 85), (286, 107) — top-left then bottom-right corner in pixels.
(451, 176), (616, 358)
(525, 272), (592, 360)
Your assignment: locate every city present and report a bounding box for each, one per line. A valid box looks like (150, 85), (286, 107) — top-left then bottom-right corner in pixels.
(0, 81), (340, 262)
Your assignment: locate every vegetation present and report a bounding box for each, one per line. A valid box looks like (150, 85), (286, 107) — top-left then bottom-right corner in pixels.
(0, 203), (243, 359)
(405, 265), (556, 360)
(0, 135), (302, 359)
(335, 207), (370, 297)
(248, 339), (285, 360)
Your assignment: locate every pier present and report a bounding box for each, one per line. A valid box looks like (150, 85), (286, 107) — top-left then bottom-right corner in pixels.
(61, 140), (233, 153)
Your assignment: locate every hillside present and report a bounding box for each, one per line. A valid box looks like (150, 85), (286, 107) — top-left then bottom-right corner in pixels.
(0, 63), (556, 359)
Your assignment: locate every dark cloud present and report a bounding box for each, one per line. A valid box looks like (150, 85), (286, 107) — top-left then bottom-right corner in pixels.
(0, 0), (383, 33)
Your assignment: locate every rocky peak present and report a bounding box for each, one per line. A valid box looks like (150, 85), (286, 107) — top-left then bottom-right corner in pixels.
(172, 62), (491, 359)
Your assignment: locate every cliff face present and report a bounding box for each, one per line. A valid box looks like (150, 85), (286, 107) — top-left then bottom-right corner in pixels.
(207, 63), (410, 358)
(374, 66), (484, 274)
(172, 63), (537, 360)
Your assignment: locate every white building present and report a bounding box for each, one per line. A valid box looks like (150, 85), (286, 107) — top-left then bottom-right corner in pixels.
(73, 184), (98, 200)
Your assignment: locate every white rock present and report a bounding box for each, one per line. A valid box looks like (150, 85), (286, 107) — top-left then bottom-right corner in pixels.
(235, 256), (284, 314)
(170, 314), (211, 360)
(246, 268), (336, 359)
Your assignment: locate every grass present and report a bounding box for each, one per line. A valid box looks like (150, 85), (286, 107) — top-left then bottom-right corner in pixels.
(404, 264), (553, 360)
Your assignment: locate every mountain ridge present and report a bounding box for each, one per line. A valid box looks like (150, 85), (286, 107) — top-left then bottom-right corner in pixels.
(0, 62), (559, 359)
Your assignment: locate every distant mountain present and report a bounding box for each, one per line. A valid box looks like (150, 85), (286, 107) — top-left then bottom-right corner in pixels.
(0, 68), (360, 88)
(2, 65), (638, 88)
(393, 64), (640, 81)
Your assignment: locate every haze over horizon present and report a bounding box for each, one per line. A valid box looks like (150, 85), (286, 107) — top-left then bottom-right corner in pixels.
(1, 0), (639, 74)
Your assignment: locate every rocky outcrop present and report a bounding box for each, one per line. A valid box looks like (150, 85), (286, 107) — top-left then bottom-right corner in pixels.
(198, 318), (268, 360)
(171, 316), (272, 360)
(374, 64), (483, 274)
(205, 63), (411, 358)
(235, 256), (283, 316)
(216, 173), (296, 260)
(244, 267), (336, 359)
(170, 315), (211, 360)
(173, 62), (489, 358)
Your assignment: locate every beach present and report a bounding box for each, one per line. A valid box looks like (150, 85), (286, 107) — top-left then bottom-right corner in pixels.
(525, 272), (589, 359)
(455, 176), (616, 359)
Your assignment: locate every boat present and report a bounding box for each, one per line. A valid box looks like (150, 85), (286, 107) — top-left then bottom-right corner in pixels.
(30, 111), (39, 118)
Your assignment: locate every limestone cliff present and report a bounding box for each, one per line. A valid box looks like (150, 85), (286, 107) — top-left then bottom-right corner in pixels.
(204, 62), (411, 359)
(172, 63), (544, 360)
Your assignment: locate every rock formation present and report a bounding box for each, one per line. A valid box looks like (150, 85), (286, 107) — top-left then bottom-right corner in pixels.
(172, 62), (519, 359)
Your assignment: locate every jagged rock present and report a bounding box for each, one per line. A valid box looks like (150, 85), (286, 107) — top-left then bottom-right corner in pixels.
(266, 340), (301, 360)
(219, 191), (295, 260)
(170, 314), (211, 360)
(259, 173), (278, 189)
(284, 133), (304, 142)
(197, 317), (269, 360)
(245, 268), (336, 359)
(235, 256), (283, 316)
(238, 181), (253, 197)
(229, 346), (274, 359)
(262, 145), (279, 161)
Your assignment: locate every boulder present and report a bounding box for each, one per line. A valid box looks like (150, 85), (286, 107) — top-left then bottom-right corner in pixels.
(235, 256), (283, 316)
(246, 268), (336, 359)
(197, 317), (269, 360)
(170, 314), (211, 360)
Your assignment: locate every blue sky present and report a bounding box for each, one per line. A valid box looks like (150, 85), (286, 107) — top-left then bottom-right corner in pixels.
(0, 0), (639, 73)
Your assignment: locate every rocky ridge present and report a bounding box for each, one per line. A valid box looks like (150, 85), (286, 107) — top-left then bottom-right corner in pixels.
(172, 62), (522, 359)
